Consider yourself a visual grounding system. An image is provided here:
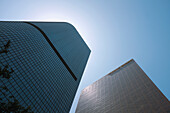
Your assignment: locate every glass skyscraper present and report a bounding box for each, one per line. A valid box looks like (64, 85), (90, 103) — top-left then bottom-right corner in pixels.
(0, 22), (90, 112)
(76, 59), (170, 113)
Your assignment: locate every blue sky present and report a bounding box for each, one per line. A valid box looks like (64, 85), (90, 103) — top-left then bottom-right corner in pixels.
(0, 0), (170, 113)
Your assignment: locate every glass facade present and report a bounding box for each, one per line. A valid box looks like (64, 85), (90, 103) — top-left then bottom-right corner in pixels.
(0, 22), (90, 113)
(76, 59), (170, 113)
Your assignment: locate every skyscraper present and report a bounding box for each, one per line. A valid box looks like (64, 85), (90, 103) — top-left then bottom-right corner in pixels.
(76, 59), (170, 113)
(0, 22), (90, 112)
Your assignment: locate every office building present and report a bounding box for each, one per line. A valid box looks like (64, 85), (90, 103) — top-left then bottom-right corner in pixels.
(76, 59), (170, 113)
(0, 22), (90, 113)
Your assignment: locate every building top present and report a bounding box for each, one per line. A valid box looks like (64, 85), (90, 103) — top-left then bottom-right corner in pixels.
(82, 59), (134, 91)
(31, 22), (91, 80)
(107, 59), (134, 75)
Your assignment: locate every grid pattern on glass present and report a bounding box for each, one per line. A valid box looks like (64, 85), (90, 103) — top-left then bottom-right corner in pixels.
(31, 22), (91, 80)
(0, 22), (84, 113)
(76, 60), (170, 113)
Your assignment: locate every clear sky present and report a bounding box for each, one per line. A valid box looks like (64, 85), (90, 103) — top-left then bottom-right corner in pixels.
(0, 0), (170, 113)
